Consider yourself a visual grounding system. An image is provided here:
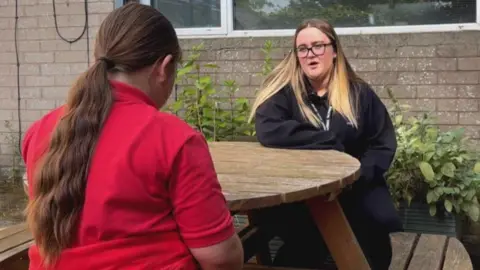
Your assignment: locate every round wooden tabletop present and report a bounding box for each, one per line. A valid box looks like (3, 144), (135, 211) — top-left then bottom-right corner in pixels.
(208, 141), (361, 212)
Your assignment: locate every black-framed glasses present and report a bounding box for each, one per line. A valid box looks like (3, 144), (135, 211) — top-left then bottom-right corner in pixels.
(295, 43), (332, 58)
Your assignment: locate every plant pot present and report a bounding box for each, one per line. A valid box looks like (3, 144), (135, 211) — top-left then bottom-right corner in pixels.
(397, 200), (464, 238)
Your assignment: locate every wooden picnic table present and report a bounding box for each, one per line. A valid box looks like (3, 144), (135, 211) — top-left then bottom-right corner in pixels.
(208, 141), (369, 270)
(2, 141), (474, 270)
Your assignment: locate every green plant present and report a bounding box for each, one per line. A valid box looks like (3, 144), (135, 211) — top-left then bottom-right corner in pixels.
(166, 41), (274, 141)
(386, 88), (480, 222)
(166, 43), (254, 141)
(260, 40), (274, 76)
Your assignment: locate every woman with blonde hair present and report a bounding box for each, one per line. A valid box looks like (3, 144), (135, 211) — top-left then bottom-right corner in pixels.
(249, 19), (402, 269)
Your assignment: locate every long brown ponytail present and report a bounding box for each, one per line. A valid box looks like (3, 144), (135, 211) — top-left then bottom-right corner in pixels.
(26, 57), (113, 266)
(25, 3), (181, 267)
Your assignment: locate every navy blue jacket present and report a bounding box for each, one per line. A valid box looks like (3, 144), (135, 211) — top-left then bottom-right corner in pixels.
(254, 81), (403, 233)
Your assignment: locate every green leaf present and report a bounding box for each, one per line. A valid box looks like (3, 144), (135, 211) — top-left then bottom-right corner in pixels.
(443, 187), (455, 194)
(426, 128), (438, 140)
(444, 200), (453, 212)
(429, 204), (437, 216)
(198, 76), (212, 85)
(440, 162), (456, 178)
(434, 187), (443, 197)
(474, 162), (480, 173)
(453, 156), (464, 164)
(176, 64), (193, 77)
(425, 152), (435, 161)
(426, 190), (436, 204)
(395, 115), (403, 125)
(199, 95), (207, 105)
(204, 63), (219, 69)
(442, 133), (454, 143)
(419, 161), (435, 182)
(468, 205), (480, 222)
(467, 189), (476, 201)
(461, 153), (473, 161)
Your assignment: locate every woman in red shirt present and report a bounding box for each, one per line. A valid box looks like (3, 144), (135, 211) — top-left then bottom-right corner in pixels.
(21, 3), (243, 270)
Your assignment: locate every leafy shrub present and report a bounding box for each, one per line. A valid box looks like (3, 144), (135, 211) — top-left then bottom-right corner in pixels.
(165, 41), (273, 141)
(386, 88), (480, 222)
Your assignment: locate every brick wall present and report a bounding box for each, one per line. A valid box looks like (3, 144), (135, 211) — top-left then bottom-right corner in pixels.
(1, 0), (480, 170)
(0, 0), (113, 171)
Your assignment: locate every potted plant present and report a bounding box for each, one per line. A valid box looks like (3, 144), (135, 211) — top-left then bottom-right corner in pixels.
(386, 88), (480, 238)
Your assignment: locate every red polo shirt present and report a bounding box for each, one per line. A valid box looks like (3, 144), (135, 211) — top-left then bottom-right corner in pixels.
(22, 80), (235, 270)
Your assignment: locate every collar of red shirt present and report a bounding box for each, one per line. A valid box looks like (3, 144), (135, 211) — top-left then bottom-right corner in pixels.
(110, 80), (157, 108)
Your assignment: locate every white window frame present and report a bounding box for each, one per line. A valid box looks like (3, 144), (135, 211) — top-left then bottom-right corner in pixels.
(139, 0), (228, 36)
(138, 0), (480, 38)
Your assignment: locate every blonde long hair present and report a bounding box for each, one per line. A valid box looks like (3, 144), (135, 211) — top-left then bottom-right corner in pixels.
(249, 19), (364, 128)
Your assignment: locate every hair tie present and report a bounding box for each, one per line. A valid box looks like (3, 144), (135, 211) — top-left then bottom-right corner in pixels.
(98, 56), (115, 69)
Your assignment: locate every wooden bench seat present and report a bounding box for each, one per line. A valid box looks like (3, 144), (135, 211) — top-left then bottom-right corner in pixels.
(0, 223), (32, 270)
(0, 222), (473, 270)
(242, 232), (473, 270)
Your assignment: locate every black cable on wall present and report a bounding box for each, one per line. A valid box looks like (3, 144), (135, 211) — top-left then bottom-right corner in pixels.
(14, 0), (20, 154)
(52, 0), (90, 66)
(13, 0), (91, 153)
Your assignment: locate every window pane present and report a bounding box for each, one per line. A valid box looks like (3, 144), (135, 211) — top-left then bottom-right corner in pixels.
(152, 0), (221, 28)
(233, 0), (476, 30)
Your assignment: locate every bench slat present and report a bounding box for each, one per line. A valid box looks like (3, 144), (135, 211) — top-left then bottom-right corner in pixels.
(0, 240), (31, 265)
(442, 237), (473, 270)
(389, 232), (418, 270)
(0, 224), (27, 241)
(0, 229), (32, 255)
(407, 234), (447, 270)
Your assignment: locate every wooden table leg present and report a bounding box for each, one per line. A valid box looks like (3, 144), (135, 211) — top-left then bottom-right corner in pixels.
(306, 196), (370, 270)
